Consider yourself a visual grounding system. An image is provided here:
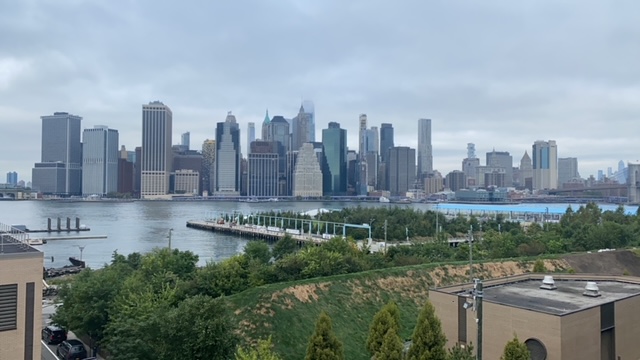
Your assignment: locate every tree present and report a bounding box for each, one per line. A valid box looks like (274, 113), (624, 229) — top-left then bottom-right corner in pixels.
(244, 241), (272, 264)
(376, 329), (404, 360)
(532, 259), (546, 273)
(235, 337), (282, 360)
(367, 302), (401, 356)
(273, 234), (298, 260)
(448, 343), (474, 360)
(500, 335), (530, 360)
(406, 300), (447, 360)
(305, 311), (344, 360)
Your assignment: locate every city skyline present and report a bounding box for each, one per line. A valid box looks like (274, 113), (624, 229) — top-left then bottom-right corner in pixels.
(2, 1), (640, 180)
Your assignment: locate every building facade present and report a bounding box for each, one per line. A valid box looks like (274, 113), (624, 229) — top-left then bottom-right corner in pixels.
(322, 122), (347, 195)
(181, 131), (190, 151)
(82, 126), (119, 196)
(532, 140), (558, 190)
(6, 172), (17, 186)
(201, 140), (216, 195)
(172, 169), (199, 194)
(247, 141), (279, 197)
(446, 170), (467, 192)
(520, 151), (533, 189)
(558, 157), (580, 188)
(388, 146), (416, 196)
(417, 118), (433, 179)
(141, 101), (173, 198)
(379, 123), (394, 165)
(291, 105), (313, 151)
(215, 112), (241, 195)
(486, 150), (513, 187)
(247, 122), (255, 154)
(32, 112), (82, 195)
(293, 142), (323, 197)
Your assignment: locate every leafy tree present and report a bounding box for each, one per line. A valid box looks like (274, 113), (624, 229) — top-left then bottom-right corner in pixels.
(406, 300), (447, 360)
(305, 311), (344, 360)
(273, 234), (299, 260)
(376, 329), (404, 360)
(367, 302), (401, 356)
(500, 335), (530, 360)
(448, 343), (474, 360)
(244, 241), (272, 264)
(236, 337), (282, 360)
(532, 259), (546, 273)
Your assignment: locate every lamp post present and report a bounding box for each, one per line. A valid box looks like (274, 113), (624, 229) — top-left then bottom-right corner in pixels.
(168, 228), (174, 250)
(369, 219), (375, 242)
(74, 245), (86, 260)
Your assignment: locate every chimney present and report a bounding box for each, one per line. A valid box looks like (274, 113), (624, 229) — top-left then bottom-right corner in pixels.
(583, 282), (601, 297)
(540, 275), (557, 290)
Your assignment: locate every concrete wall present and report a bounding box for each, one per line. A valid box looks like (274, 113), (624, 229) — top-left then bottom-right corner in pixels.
(0, 253), (43, 360)
(614, 295), (640, 360)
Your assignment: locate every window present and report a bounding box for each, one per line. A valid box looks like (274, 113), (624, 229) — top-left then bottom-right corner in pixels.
(0, 284), (18, 331)
(525, 338), (547, 360)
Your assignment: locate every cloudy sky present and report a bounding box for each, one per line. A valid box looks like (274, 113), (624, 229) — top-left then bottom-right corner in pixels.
(1, 0), (639, 182)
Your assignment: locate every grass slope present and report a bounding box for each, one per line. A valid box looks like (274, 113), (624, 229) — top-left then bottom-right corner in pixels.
(228, 257), (568, 360)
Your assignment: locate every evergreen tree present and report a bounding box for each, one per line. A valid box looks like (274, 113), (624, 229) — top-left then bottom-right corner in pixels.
(500, 335), (530, 360)
(305, 311), (344, 360)
(406, 300), (447, 360)
(367, 302), (401, 356)
(376, 329), (404, 360)
(448, 343), (474, 360)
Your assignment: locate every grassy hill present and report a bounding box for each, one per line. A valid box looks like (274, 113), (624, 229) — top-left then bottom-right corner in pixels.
(228, 257), (571, 360)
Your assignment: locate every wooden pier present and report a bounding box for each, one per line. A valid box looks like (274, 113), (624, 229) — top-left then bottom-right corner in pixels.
(186, 220), (329, 245)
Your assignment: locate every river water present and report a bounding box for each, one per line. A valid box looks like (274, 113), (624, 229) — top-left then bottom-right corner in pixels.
(0, 200), (636, 269)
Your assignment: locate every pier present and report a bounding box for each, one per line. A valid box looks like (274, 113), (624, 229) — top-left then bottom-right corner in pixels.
(41, 235), (107, 241)
(23, 217), (90, 233)
(186, 220), (329, 245)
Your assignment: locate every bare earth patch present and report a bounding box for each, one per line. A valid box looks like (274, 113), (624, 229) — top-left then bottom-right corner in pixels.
(271, 282), (331, 303)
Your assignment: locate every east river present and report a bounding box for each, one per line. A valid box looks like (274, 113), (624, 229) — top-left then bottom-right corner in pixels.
(0, 200), (637, 269)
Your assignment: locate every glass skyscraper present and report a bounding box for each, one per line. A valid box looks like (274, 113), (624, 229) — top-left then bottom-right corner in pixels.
(322, 122), (347, 195)
(82, 126), (119, 196)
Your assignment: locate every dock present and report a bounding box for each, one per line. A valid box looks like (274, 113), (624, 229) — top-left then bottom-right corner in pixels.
(186, 220), (328, 245)
(41, 235), (107, 241)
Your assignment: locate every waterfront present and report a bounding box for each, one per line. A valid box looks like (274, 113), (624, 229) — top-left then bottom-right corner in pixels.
(0, 200), (637, 269)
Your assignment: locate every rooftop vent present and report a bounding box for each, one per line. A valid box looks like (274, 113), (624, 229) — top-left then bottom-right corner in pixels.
(583, 282), (601, 297)
(540, 275), (557, 290)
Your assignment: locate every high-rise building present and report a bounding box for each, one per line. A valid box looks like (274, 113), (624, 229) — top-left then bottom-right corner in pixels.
(247, 122), (256, 153)
(357, 114), (368, 195)
(261, 110), (270, 141)
(532, 140), (558, 190)
(5, 172), (17, 185)
(247, 141), (279, 197)
(462, 143), (480, 186)
(558, 157), (580, 188)
(293, 143), (323, 197)
(172, 169), (199, 194)
(201, 140), (216, 195)
(322, 122), (347, 195)
(388, 146), (416, 196)
(445, 170), (467, 192)
(486, 150), (513, 187)
(181, 132), (190, 150)
(134, 147), (141, 196)
(424, 171), (444, 195)
(141, 101), (172, 198)
(380, 123), (394, 164)
(268, 116), (290, 152)
(520, 151), (533, 189)
(291, 105), (312, 151)
(117, 157), (134, 195)
(82, 126), (119, 196)
(302, 99), (315, 142)
(215, 112), (241, 195)
(32, 112), (82, 195)
(417, 118), (433, 179)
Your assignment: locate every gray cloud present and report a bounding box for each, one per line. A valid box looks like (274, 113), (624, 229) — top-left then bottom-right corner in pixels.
(1, 0), (639, 182)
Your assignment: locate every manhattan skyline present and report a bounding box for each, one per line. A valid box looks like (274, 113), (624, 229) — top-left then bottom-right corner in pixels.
(1, 1), (640, 181)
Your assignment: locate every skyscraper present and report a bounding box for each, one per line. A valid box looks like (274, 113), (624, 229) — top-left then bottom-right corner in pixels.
(357, 114), (368, 195)
(388, 146), (416, 196)
(247, 122), (256, 153)
(486, 150), (513, 186)
(417, 118), (433, 179)
(558, 157), (580, 187)
(201, 140), (216, 194)
(365, 126), (379, 188)
(141, 101), (173, 198)
(261, 110), (270, 141)
(462, 143), (480, 186)
(302, 99), (315, 142)
(82, 125), (119, 196)
(380, 123), (394, 164)
(520, 151), (533, 190)
(181, 131), (190, 150)
(532, 140), (558, 190)
(5, 172), (17, 186)
(32, 112), (82, 195)
(247, 141), (279, 197)
(215, 112), (241, 195)
(293, 143), (323, 197)
(291, 105), (312, 151)
(322, 122), (347, 195)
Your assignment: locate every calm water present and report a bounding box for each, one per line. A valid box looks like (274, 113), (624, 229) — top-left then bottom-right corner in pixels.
(0, 200), (636, 269)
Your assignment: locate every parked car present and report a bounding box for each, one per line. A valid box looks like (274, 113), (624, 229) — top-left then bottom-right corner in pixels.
(56, 339), (88, 360)
(41, 325), (67, 345)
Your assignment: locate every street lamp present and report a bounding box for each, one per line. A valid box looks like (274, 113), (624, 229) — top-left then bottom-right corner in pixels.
(369, 219), (375, 242)
(462, 279), (484, 360)
(168, 228), (174, 250)
(74, 245), (86, 260)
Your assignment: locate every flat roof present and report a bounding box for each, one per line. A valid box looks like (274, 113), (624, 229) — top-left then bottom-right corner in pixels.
(0, 235), (40, 255)
(465, 278), (640, 316)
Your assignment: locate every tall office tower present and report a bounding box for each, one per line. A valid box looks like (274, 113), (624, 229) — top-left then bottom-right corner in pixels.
(417, 118), (433, 179)
(424, 171), (444, 195)
(201, 140), (216, 194)
(268, 116), (290, 152)
(597, 170), (604, 182)
(181, 131), (190, 150)
(387, 146), (416, 196)
(119, 145), (128, 160)
(247, 122), (256, 153)
(322, 122), (347, 195)
(628, 163), (640, 203)
(141, 101), (172, 198)
(380, 123), (394, 164)
(310, 141), (330, 193)
(519, 151), (533, 190)
(247, 141), (279, 197)
(357, 114), (368, 195)
(32, 112), (82, 195)
(302, 99), (315, 142)
(607, 167), (613, 178)
(462, 143), (480, 186)
(445, 170), (467, 192)
(291, 105), (312, 151)
(82, 126), (119, 196)
(261, 110), (270, 141)
(364, 126), (379, 189)
(617, 160), (627, 184)
(293, 142), (323, 197)
(558, 157), (580, 188)
(486, 150), (513, 186)
(117, 156), (134, 195)
(134, 146), (141, 195)
(6, 172), (17, 185)
(532, 140), (558, 190)
(215, 112), (241, 195)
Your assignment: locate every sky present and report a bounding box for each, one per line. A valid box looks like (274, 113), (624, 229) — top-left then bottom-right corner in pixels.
(1, 0), (640, 183)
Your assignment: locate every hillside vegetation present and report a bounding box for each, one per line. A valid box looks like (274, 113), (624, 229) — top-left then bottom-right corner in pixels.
(229, 257), (570, 360)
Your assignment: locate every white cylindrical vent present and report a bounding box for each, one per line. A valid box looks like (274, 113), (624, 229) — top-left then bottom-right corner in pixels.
(583, 281), (601, 297)
(540, 275), (557, 290)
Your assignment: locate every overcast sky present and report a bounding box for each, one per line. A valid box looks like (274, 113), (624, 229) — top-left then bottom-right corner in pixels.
(1, 0), (639, 183)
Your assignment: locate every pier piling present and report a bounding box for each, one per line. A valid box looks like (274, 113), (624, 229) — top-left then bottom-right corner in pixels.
(56, 218), (61, 231)
(66, 217), (71, 231)
(47, 218), (51, 231)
